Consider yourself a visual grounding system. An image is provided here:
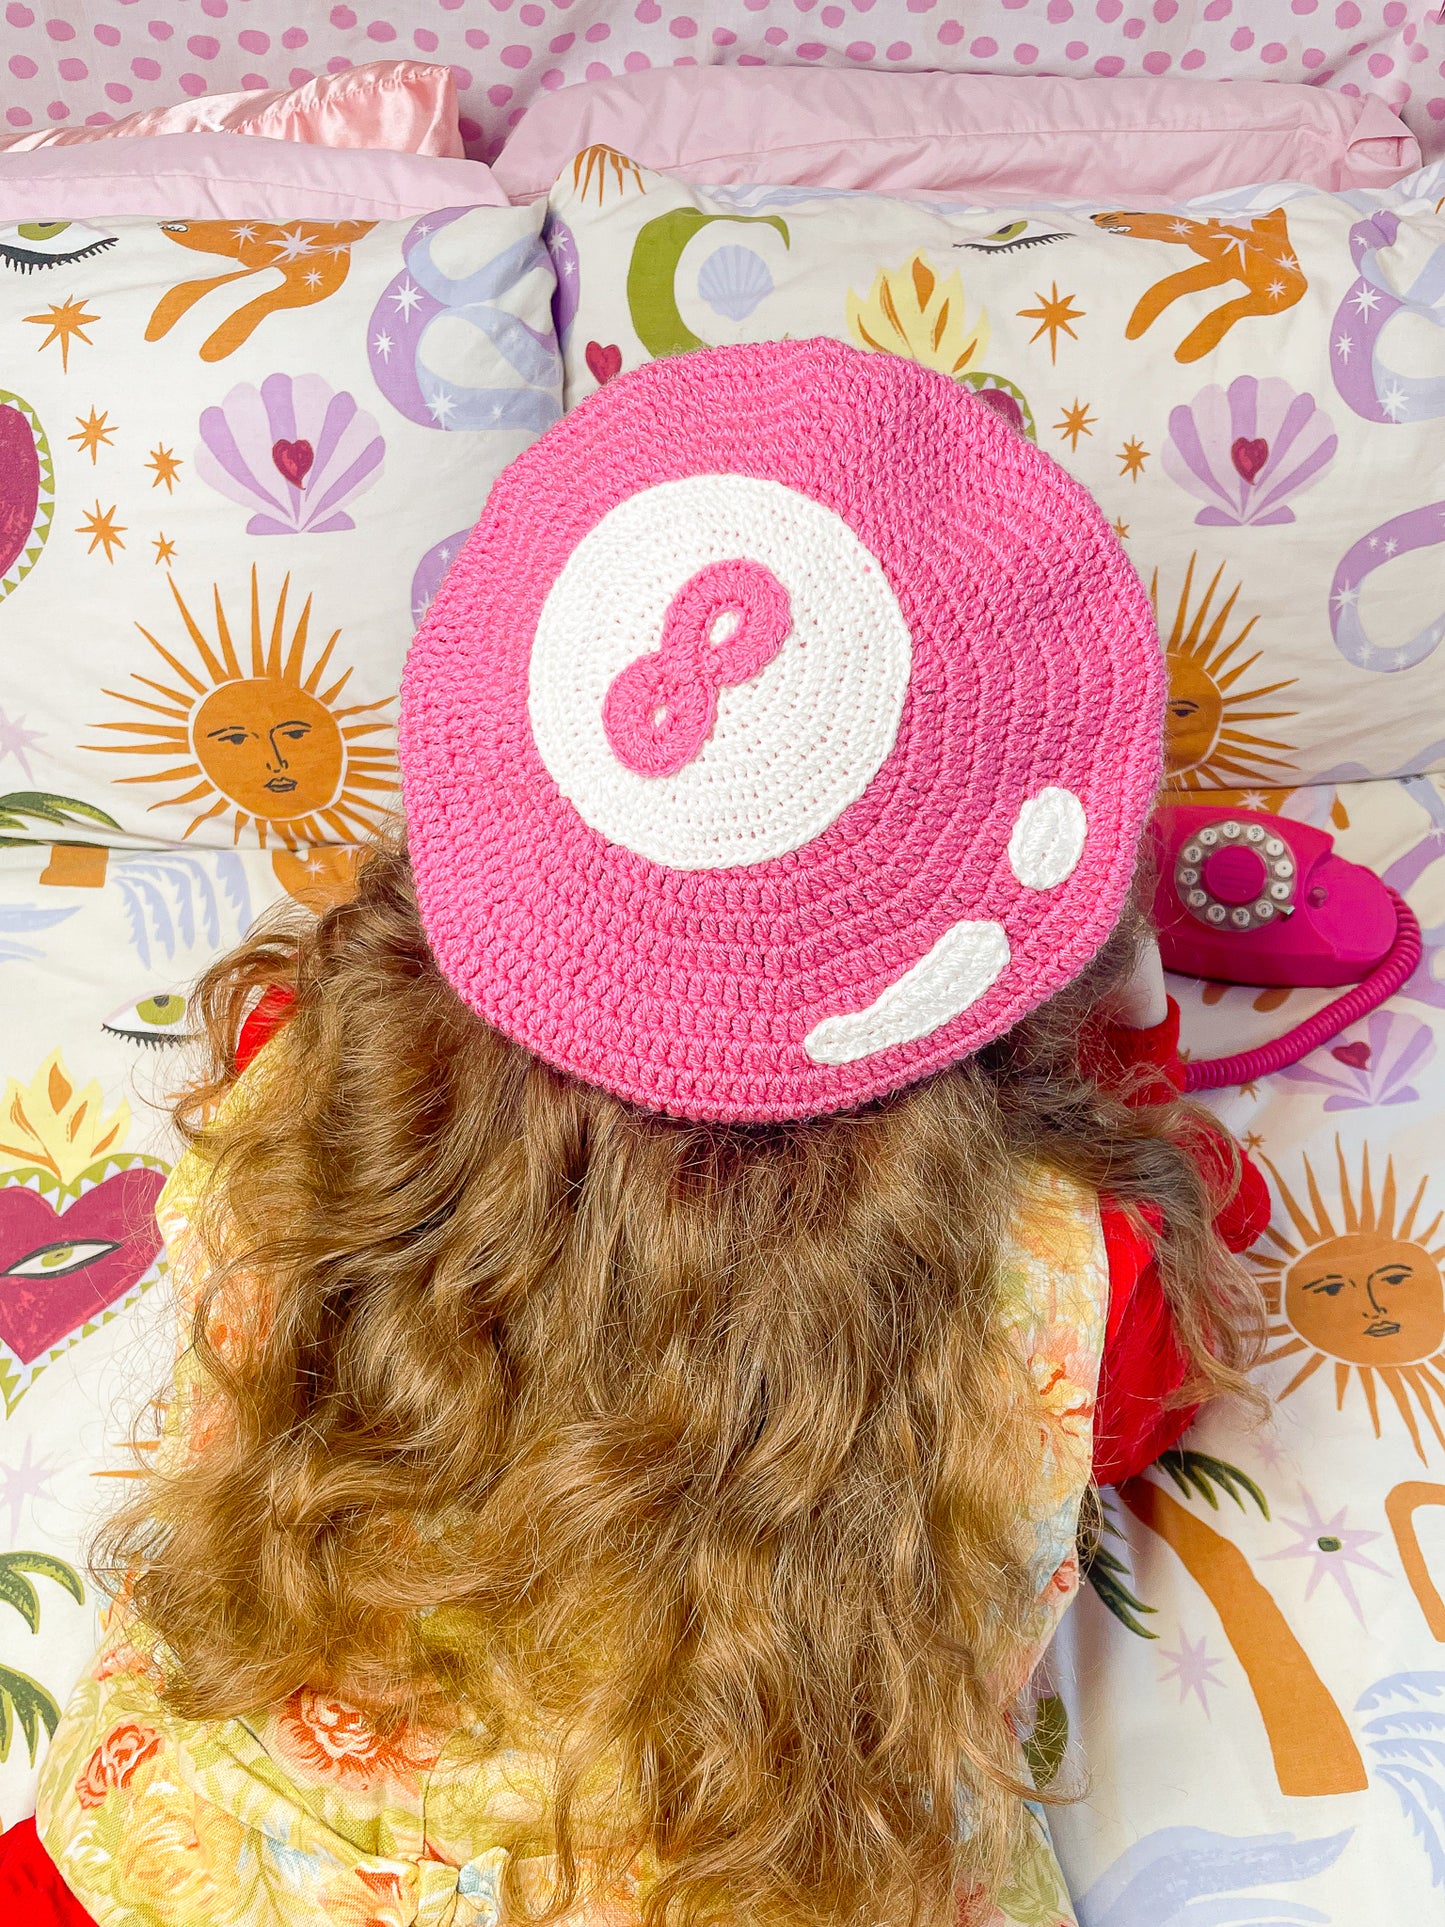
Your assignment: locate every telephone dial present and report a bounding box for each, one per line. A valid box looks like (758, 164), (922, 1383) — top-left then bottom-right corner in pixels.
(1149, 804), (1421, 1092)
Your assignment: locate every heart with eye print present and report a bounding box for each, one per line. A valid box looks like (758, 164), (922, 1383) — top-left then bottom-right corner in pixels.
(1331, 1041), (1371, 1069)
(0, 1166), (165, 1365)
(1231, 437), (1269, 485)
(272, 438), (314, 488)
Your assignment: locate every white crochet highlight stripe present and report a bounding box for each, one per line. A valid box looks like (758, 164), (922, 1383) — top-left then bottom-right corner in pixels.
(803, 921), (1011, 1066)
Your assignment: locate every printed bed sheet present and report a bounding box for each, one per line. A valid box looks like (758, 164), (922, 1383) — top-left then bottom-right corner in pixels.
(1, 780), (1444, 1921)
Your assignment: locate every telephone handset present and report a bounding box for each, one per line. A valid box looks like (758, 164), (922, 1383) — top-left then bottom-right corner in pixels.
(1149, 804), (1421, 1092)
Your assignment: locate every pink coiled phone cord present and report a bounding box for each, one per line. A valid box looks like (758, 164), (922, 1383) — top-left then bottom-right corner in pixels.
(1182, 890), (1423, 1094)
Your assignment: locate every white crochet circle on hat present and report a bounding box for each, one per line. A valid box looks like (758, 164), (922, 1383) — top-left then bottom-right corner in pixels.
(1008, 788), (1088, 890)
(528, 474), (913, 870)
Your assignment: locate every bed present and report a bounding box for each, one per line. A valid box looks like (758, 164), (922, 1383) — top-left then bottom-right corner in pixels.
(1, 16), (1444, 1925)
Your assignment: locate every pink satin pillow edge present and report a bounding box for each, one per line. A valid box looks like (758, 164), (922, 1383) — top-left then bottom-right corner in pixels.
(493, 66), (1422, 204)
(0, 131), (505, 220)
(0, 60), (464, 162)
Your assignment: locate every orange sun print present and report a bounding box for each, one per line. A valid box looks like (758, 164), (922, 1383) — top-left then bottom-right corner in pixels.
(88, 568), (396, 849)
(1253, 1141), (1445, 1461)
(1152, 553), (1297, 797)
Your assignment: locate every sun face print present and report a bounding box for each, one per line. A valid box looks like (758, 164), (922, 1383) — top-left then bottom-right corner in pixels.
(89, 568), (396, 848)
(1253, 1141), (1445, 1462)
(1151, 553), (1298, 797)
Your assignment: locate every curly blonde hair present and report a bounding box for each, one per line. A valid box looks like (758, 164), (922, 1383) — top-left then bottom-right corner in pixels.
(98, 833), (1262, 1927)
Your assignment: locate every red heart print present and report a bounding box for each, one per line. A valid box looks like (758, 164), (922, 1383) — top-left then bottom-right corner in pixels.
(272, 438), (314, 488)
(1331, 1041), (1371, 1070)
(585, 341), (623, 387)
(0, 1165), (165, 1365)
(1231, 437), (1269, 485)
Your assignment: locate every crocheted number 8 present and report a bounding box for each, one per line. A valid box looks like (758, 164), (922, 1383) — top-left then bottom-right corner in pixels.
(602, 560), (792, 778)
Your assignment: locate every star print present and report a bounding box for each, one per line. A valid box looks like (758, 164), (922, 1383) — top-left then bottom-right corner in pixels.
(372, 330), (394, 361)
(1110, 517), (1130, 540)
(24, 294), (99, 372)
(1379, 381), (1408, 421)
(1169, 219), (1193, 236)
(426, 387), (457, 424)
(1243, 1130), (1265, 1151)
(1335, 333), (1354, 362)
(1277, 252), (1300, 272)
(1383, 536), (1398, 555)
(1239, 791), (1269, 810)
(77, 500), (125, 561)
(146, 444), (182, 492)
(1266, 279), (1286, 302)
(68, 406), (116, 464)
(1239, 1080), (1259, 1099)
(304, 267), (324, 288)
(415, 220), (432, 236)
(1332, 583), (1359, 610)
(0, 1436), (60, 1538)
(1368, 535), (1379, 549)
(229, 222), (259, 245)
(1158, 1630), (1226, 1714)
(1017, 283), (1085, 364)
(1117, 436), (1149, 481)
(269, 225), (320, 263)
(1351, 283), (1382, 316)
(0, 706), (44, 781)
(1054, 398), (1096, 450)
(1260, 1489), (1388, 1623)
(391, 280), (423, 318)
(152, 532), (177, 567)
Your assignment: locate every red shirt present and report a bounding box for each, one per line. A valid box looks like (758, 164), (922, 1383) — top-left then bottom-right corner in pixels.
(1091, 999), (1271, 1485)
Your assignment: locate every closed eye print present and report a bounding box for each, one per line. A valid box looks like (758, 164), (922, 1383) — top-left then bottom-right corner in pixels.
(102, 991), (192, 1048)
(5, 1239), (120, 1279)
(956, 220), (1068, 255)
(0, 220), (117, 273)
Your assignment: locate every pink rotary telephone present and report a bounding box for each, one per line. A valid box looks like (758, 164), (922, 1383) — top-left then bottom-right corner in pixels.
(1150, 803), (1421, 1092)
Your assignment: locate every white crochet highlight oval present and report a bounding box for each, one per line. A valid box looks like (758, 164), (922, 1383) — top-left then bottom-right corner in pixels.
(1008, 787), (1087, 890)
(528, 475), (913, 870)
(804, 921), (1011, 1065)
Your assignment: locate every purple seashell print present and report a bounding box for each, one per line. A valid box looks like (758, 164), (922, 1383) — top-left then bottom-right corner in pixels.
(1163, 376), (1336, 527)
(1278, 1009), (1435, 1110)
(368, 208), (562, 433)
(196, 374), (384, 536)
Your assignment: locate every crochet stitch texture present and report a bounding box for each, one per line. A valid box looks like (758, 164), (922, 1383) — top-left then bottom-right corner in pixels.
(399, 338), (1165, 1122)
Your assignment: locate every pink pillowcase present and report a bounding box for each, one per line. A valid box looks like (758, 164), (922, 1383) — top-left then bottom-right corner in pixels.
(494, 66), (1421, 204)
(0, 132), (505, 221)
(0, 60), (463, 162)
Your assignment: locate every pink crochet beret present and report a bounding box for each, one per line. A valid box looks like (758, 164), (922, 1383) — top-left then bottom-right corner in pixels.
(400, 338), (1165, 1123)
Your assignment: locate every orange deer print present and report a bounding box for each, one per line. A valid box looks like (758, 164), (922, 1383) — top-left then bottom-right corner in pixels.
(145, 220), (376, 363)
(1092, 208), (1307, 364)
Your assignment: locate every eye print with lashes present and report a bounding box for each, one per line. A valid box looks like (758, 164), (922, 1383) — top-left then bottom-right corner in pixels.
(955, 220), (1069, 255)
(0, 220), (118, 273)
(102, 991), (193, 1048)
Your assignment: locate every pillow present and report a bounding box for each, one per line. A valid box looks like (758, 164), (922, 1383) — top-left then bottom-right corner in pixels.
(0, 133), (505, 222)
(495, 68), (1421, 205)
(546, 153), (1445, 795)
(0, 201), (559, 856)
(0, 61), (464, 162)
